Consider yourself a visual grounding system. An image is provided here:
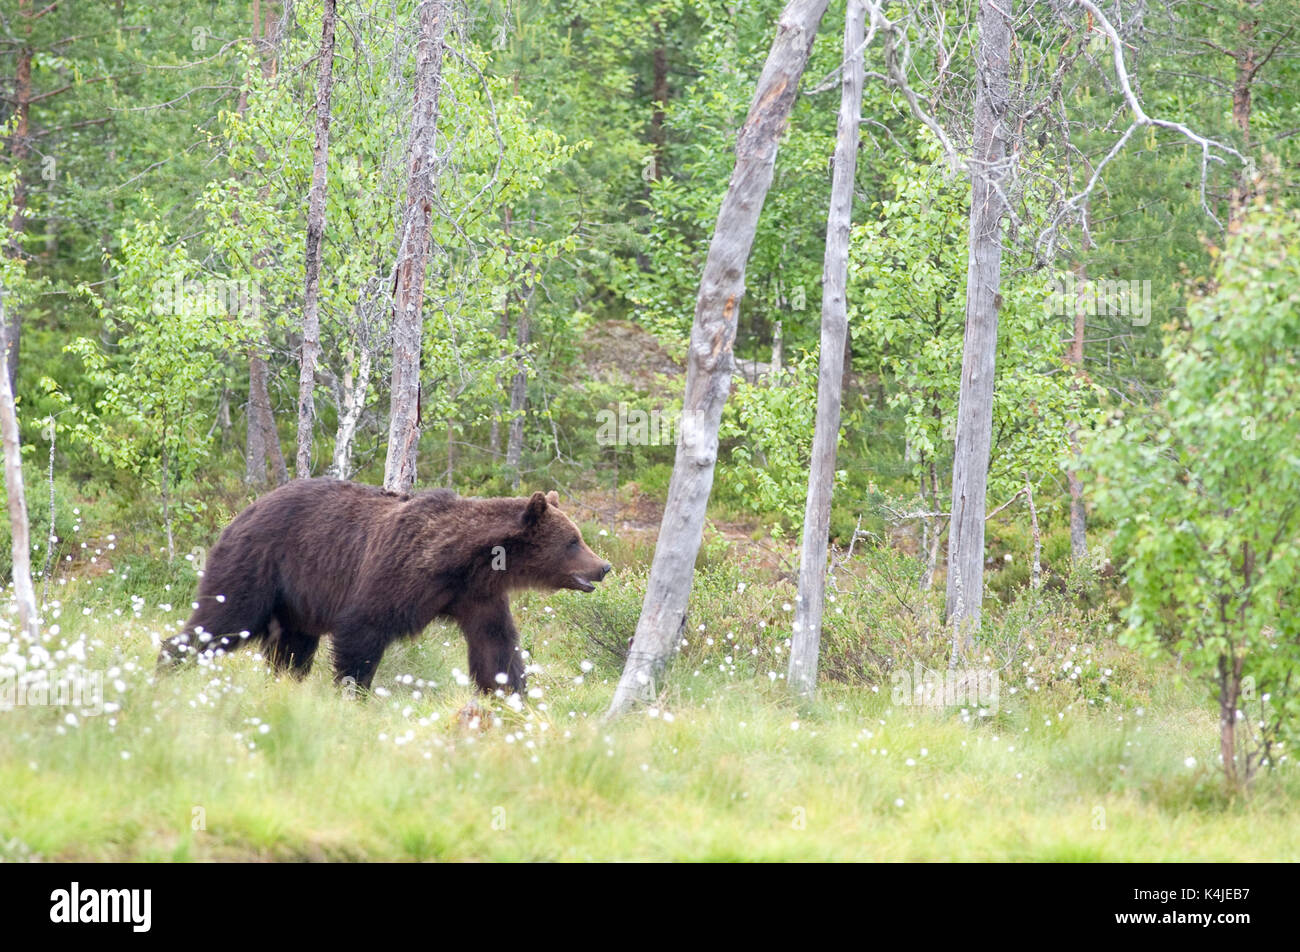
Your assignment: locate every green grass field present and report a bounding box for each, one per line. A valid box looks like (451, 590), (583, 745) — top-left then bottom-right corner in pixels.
(2, 541), (1298, 862)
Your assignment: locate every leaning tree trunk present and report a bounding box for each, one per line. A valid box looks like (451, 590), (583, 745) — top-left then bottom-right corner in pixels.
(945, 0), (1012, 658)
(0, 292), (38, 641)
(607, 0), (831, 718)
(788, 0), (866, 699)
(384, 0), (447, 494)
(296, 0), (338, 478)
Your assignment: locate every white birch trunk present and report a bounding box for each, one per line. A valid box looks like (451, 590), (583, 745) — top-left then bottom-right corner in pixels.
(0, 293), (39, 641)
(331, 338), (373, 479)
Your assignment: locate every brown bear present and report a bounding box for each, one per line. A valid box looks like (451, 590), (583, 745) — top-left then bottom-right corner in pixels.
(157, 478), (611, 693)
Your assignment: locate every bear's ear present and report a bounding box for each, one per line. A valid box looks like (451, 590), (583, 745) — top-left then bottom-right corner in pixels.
(523, 491), (548, 529)
(545, 490), (559, 507)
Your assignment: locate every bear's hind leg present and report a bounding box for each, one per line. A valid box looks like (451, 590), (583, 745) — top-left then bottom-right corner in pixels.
(157, 594), (273, 670)
(265, 613), (320, 679)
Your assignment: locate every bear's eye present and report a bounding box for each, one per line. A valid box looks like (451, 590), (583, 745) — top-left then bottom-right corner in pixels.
(568, 537), (581, 550)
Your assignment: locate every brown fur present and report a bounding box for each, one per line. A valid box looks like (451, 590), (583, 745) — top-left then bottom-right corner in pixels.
(157, 478), (610, 693)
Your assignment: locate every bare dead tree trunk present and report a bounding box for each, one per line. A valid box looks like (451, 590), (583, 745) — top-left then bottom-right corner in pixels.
(0, 292), (38, 641)
(945, 0), (1012, 659)
(385, 0), (447, 494)
(788, 0), (866, 699)
(607, 0), (831, 718)
(296, 0), (338, 478)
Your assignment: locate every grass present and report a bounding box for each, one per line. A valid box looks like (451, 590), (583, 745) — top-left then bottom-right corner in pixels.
(2, 544), (1298, 862)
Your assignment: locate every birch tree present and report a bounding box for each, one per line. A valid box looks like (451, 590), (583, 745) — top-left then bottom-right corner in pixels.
(296, 0), (338, 478)
(608, 0), (831, 718)
(331, 284), (380, 479)
(788, 0), (868, 699)
(0, 289), (39, 641)
(385, 0), (447, 494)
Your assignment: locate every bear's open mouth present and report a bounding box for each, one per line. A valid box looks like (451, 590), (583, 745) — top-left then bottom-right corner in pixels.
(569, 574), (597, 592)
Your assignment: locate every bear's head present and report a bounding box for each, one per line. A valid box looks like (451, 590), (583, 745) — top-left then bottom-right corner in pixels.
(518, 490), (611, 593)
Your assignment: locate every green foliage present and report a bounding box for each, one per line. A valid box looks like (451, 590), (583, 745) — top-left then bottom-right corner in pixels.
(1089, 208), (1300, 783)
(716, 357), (839, 533)
(851, 145), (1099, 512)
(60, 210), (234, 490)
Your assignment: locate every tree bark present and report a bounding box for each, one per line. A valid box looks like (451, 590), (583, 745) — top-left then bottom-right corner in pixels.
(1219, 653), (1244, 788)
(244, 357), (268, 485)
(1026, 473), (1041, 590)
(1227, 8), (1259, 225)
(245, 349), (288, 486)
(384, 0), (447, 494)
(296, 0), (338, 478)
(0, 292), (38, 641)
(331, 316), (374, 479)
(649, 23), (669, 181)
(945, 0), (1012, 658)
(788, 0), (866, 699)
(607, 0), (831, 718)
